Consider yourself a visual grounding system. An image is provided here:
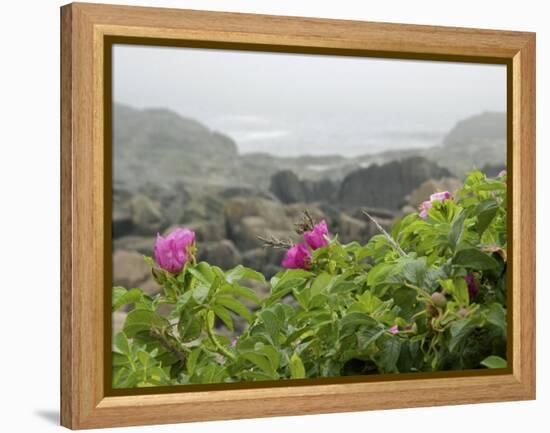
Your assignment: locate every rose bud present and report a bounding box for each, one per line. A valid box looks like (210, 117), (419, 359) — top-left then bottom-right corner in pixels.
(154, 227), (196, 273)
(431, 292), (447, 308)
(418, 200), (432, 219)
(303, 220), (330, 250)
(282, 243), (312, 270)
(429, 191), (451, 202)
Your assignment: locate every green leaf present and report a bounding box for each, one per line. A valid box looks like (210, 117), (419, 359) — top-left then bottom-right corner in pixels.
(225, 265), (266, 284)
(187, 262), (214, 285)
(289, 353), (306, 379)
(259, 309), (281, 344)
(178, 312), (203, 342)
(448, 210), (466, 251)
(216, 295), (253, 322)
(241, 352), (274, 376)
(310, 272), (334, 297)
(219, 283), (260, 304)
(357, 325), (385, 350)
(113, 332), (131, 356)
(453, 248), (499, 270)
(211, 305), (234, 332)
(377, 337), (401, 372)
(123, 309), (168, 337)
(191, 283), (210, 304)
(340, 312), (378, 337)
(475, 200), (499, 235)
(112, 287), (143, 311)
(186, 347), (202, 375)
(486, 303), (507, 334)
(402, 258), (427, 287)
(481, 355), (507, 369)
(449, 318), (478, 352)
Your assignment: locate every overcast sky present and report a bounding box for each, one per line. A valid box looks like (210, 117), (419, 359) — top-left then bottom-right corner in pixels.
(113, 44), (506, 156)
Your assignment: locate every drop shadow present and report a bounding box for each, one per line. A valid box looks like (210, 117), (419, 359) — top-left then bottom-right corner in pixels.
(35, 409), (59, 425)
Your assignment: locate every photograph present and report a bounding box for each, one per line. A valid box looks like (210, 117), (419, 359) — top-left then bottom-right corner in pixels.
(110, 44), (508, 388)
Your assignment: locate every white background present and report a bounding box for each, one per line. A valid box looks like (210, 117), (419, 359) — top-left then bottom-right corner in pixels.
(0, 0), (546, 431)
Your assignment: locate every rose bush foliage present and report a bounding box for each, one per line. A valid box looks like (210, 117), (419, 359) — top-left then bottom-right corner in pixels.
(112, 170), (508, 388)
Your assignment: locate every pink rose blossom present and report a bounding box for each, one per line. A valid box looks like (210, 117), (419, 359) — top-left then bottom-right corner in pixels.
(389, 325), (399, 334)
(304, 219), (330, 250)
(282, 243), (311, 270)
(430, 191), (451, 202)
(419, 200), (432, 219)
(154, 227), (196, 273)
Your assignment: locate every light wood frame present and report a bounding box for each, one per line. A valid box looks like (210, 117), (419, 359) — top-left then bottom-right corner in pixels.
(60, 2), (536, 429)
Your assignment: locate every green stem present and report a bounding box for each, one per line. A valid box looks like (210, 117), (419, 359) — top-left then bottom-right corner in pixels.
(206, 324), (236, 361)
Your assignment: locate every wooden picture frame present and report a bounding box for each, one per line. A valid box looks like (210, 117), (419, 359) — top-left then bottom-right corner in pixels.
(60, 2), (536, 429)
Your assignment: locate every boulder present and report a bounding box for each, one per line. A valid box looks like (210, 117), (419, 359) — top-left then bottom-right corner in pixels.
(112, 207), (133, 239)
(113, 249), (151, 288)
(197, 240), (242, 270)
(338, 156), (451, 210)
(130, 194), (164, 235)
(184, 221), (226, 243)
(406, 177), (463, 207)
(269, 170), (307, 204)
(335, 213), (370, 244)
(113, 235), (154, 256)
(224, 197), (292, 250)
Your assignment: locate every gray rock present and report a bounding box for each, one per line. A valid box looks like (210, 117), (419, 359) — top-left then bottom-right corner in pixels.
(197, 240), (242, 270)
(130, 194), (164, 235)
(113, 235), (154, 255)
(269, 170), (306, 204)
(338, 156), (451, 210)
(224, 197), (292, 250)
(113, 249), (151, 288)
(186, 221), (226, 243)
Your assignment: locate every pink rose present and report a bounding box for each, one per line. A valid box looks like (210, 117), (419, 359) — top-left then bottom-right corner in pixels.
(304, 219), (329, 250)
(419, 200), (432, 219)
(154, 227), (196, 273)
(388, 325), (399, 334)
(430, 191), (451, 202)
(282, 243), (311, 270)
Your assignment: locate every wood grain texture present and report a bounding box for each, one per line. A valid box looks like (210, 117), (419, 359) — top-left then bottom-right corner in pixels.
(60, 2), (536, 429)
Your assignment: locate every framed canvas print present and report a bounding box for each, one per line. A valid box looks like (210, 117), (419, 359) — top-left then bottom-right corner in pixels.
(60, 2), (536, 429)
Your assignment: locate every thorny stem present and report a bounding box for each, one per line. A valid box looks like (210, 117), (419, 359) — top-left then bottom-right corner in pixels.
(206, 323), (237, 361)
(257, 234), (294, 250)
(362, 209), (407, 257)
(294, 210), (315, 234)
(150, 329), (186, 364)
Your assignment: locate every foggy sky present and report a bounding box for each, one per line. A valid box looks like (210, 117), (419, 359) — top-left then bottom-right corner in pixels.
(112, 44), (506, 156)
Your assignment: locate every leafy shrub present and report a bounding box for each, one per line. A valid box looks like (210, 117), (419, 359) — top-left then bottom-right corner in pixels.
(112, 170), (507, 388)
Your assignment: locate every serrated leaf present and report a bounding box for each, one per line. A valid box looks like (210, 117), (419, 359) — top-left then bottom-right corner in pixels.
(123, 309), (168, 337)
(113, 332), (131, 356)
(225, 265), (266, 284)
(486, 303), (507, 333)
(211, 305), (234, 332)
(216, 295), (253, 322)
(453, 248), (499, 270)
(377, 337), (401, 372)
(112, 287), (143, 311)
(448, 210), (466, 251)
(219, 283), (260, 304)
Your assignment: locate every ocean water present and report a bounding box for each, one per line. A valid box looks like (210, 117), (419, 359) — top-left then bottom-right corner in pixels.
(207, 113), (445, 157)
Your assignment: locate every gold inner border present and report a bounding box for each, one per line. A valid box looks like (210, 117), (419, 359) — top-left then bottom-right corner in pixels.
(103, 35), (513, 397)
